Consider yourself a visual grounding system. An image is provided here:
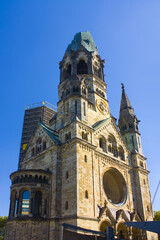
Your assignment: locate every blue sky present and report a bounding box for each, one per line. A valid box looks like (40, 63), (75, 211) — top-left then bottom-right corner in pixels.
(0, 0), (160, 216)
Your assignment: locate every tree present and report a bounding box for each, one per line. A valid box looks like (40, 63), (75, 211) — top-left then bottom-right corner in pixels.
(153, 211), (160, 240)
(153, 211), (160, 221)
(0, 217), (7, 240)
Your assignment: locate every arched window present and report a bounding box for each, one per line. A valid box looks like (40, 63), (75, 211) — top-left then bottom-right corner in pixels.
(34, 191), (42, 216)
(118, 146), (125, 161)
(85, 190), (88, 199)
(108, 144), (112, 153)
(77, 60), (88, 74)
(65, 201), (68, 210)
(99, 137), (106, 152)
(66, 171), (69, 179)
(21, 190), (30, 215)
(73, 85), (79, 92)
(108, 134), (117, 157)
(66, 102), (69, 116)
(84, 155), (87, 163)
(66, 87), (70, 95)
(129, 122), (133, 129)
(83, 102), (86, 116)
(44, 199), (47, 215)
(65, 132), (71, 141)
(36, 138), (42, 153)
(31, 148), (35, 156)
(140, 161), (144, 168)
(82, 131), (88, 141)
(67, 64), (71, 76)
(43, 141), (46, 150)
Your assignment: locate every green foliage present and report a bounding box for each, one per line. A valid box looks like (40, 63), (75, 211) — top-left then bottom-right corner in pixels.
(153, 211), (160, 221)
(0, 217), (7, 240)
(153, 212), (160, 240)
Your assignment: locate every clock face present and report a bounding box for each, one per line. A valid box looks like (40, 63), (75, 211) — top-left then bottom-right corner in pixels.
(96, 99), (109, 115)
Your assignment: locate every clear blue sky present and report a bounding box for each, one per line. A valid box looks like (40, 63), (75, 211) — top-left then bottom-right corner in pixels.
(1, 0), (160, 216)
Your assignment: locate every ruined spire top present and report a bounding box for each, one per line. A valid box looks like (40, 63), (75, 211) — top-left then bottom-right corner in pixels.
(121, 83), (124, 90)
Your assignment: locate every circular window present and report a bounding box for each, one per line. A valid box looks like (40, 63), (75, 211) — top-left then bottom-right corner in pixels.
(103, 168), (127, 206)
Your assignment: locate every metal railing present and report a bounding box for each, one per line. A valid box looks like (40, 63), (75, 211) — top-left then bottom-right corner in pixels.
(25, 101), (57, 111)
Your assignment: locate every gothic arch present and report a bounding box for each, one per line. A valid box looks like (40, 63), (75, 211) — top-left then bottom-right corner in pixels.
(117, 222), (129, 239)
(100, 220), (112, 233)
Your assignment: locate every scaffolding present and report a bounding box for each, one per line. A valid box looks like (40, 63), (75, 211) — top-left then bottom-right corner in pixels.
(25, 101), (57, 111)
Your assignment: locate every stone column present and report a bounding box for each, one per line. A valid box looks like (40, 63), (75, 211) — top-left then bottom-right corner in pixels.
(87, 55), (93, 74)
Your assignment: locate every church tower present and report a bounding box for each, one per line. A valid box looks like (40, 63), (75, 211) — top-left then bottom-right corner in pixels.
(118, 83), (142, 155)
(54, 31), (108, 131)
(5, 32), (157, 240)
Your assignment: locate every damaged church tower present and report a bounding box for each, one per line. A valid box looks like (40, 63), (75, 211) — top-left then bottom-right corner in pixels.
(5, 32), (156, 240)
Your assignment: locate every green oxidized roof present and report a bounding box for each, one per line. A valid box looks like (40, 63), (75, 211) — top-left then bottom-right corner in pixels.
(67, 31), (98, 53)
(40, 122), (60, 144)
(93, 118), (109, 130)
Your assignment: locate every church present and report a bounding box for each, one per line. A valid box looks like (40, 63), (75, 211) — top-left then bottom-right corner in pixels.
(5, 31), (156, 240)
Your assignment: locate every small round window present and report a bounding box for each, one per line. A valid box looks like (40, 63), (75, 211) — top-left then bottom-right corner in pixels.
(103, 168), (127, 206)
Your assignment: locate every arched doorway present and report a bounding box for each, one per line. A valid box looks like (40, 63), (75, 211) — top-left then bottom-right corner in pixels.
(117, 222), (129, 239)
(132, 226), (142, 240)
(100, 220), (112, 233)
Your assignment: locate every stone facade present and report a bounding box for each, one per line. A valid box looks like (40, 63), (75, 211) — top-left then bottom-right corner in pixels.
(5, 31), (157, 240)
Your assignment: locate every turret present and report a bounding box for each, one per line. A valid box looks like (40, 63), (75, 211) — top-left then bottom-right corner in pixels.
(118, 83), (142, 154)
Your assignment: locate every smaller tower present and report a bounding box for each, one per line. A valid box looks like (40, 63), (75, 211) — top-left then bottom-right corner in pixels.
(118, 83), (142, 155)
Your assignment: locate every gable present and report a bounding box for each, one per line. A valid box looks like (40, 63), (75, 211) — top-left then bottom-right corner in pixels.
(94, 118), (128, 149)
(24, 122), (60, 160)
(93, 117), (130, 163)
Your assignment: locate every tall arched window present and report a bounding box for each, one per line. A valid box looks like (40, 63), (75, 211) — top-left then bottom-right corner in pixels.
(77, 60), (88, 74)
(83, 102), (86, 116)
(82, 131), (88, 141)
(118, 146), (125, 161)
(67, 64), (71, 76)
(85, 190), (88, 199)
(73, 85), (79, 92)
(34, 191), (42, 216)
(21, 190), (30, 215)
(108, 134), (117, 157)
(65, 201), (68, 210)
(99, 136), (106, 152)
(36, 138), (42, 153)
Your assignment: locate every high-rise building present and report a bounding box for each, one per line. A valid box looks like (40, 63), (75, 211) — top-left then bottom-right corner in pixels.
(18, 101), (56, 168)
(5, 32), (157, 240)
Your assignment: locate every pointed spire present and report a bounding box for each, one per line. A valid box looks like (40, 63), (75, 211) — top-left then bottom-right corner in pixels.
(119, 83), (139, 135)
(120, 83), (133, 113)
